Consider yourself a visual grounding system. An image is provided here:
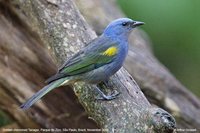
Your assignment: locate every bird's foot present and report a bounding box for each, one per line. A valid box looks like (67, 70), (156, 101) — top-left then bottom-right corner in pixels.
(95, 86), (120, 100)
(96, 91), (120, 100)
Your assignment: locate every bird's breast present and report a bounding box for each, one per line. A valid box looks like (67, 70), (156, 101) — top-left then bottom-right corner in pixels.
(105, 41), (128, 75)
(116, 41), (128, 62)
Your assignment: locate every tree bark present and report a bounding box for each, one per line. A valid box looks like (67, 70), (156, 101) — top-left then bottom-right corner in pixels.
(0, 0), (97, 130)
(0, 0), (176, 132)
(75, 0), (200, 129)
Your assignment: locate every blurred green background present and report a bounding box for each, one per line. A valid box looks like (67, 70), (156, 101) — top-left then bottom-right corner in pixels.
(117, 0), (200, 97)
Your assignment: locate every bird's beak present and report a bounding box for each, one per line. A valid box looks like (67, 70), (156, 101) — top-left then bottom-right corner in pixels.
(131, 21), (145, 27)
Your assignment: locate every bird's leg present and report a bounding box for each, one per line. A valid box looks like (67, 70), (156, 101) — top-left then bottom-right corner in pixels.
(94, 83), (120, 100)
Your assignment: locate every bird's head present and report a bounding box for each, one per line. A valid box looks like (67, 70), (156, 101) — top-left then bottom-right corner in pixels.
(104, 18), (144, 39)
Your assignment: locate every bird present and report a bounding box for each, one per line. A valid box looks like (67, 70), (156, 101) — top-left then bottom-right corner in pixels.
(20, 18), (144, 109)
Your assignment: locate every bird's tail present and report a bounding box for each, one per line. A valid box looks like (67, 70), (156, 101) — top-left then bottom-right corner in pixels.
(20, 77), (70, 110)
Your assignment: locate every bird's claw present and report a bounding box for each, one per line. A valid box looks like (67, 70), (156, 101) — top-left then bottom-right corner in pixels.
(96, 91), (120, 100)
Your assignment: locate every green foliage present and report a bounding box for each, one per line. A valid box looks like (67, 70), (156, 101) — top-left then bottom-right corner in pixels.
(0, 110), (12, 127)
(117, 0), (200, 97)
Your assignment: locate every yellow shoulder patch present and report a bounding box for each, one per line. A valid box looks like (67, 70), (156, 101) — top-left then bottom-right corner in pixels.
(102, 46), (118, 56)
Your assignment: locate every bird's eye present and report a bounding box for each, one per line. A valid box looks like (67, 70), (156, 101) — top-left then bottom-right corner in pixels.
(122, 22), (128, 26)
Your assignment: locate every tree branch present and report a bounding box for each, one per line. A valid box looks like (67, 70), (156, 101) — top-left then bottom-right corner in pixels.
(8, 0), (176, 132)
(0, 0), (97, 129)
(75, 0), (200, 128)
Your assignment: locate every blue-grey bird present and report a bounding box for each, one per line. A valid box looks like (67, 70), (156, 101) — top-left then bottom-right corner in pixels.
(20, 18), (144, 109)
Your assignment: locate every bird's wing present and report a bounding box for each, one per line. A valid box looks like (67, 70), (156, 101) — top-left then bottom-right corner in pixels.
(46, 37), (118, 83)
(59, 37), (118, 75)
